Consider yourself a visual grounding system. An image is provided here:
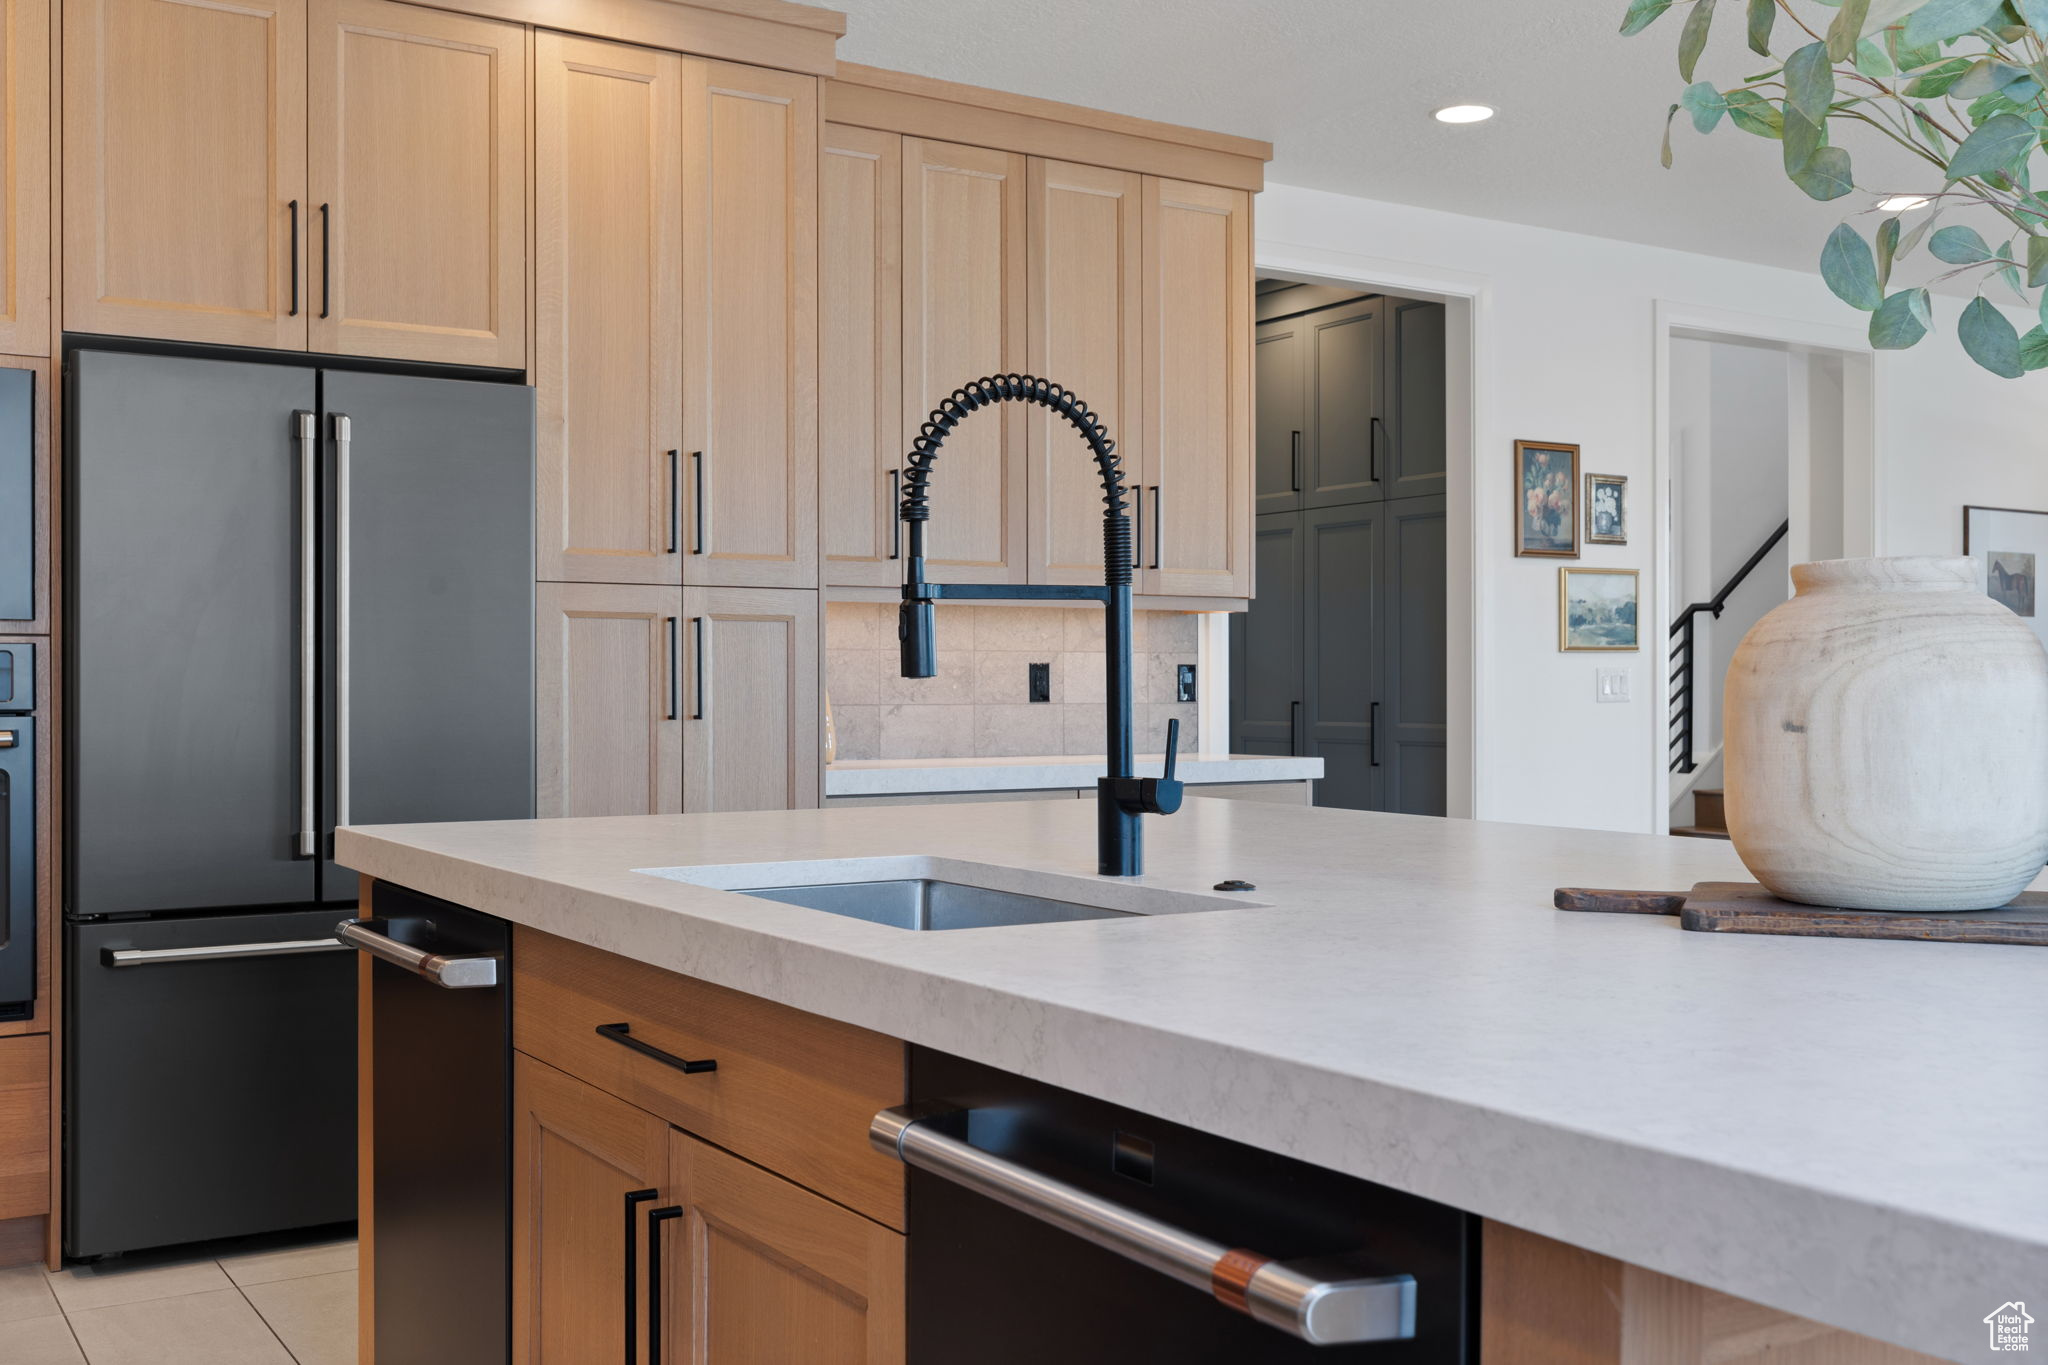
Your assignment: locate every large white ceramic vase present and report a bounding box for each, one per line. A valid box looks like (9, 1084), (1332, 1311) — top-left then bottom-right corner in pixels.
(1722, 556), (2048, 911)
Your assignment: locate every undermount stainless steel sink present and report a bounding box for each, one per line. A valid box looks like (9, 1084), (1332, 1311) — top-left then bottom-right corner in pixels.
(736, 879), (1134, 931)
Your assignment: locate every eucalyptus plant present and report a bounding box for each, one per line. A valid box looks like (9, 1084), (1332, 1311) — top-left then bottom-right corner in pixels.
(1624, 0), (2048, 376)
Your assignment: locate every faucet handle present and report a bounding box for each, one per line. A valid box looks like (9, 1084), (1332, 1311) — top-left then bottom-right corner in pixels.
(1139, 718), (1183, 816)
(1163, 718), (1179, 783)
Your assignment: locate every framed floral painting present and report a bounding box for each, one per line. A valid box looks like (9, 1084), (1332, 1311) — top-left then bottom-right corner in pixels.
(1585, 472), (1627, 546)
(1514, 440), (1580, 557)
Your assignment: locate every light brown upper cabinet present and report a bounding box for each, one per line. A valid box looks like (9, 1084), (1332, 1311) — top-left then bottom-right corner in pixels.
(1141, 177), (1251, 598)
(63, 0), (304, 350)
(534, 32), (684, 585)
(0, 0), (48, 356)
(1026, 158), (1141, 588)
(309, 0), (526, 367)
(818, 122), (901, 589)
(681, 586), (818, 812)
(900, 138), (1027, 584)
(680, 60), (817, 589)
(535, 582), (683, 818)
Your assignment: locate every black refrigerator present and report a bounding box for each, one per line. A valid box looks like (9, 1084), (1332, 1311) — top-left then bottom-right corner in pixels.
(64, 349), (534, 1258)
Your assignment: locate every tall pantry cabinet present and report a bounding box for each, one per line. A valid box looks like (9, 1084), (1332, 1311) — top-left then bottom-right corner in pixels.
(532, 34), (818, 819)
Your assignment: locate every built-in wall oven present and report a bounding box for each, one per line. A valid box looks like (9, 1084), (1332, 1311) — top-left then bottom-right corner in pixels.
(0, 642), (35, 1020)
(882, 1049), (1476, 1363)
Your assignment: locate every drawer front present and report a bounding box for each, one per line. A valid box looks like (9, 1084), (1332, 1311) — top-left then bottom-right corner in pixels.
(512, 927), (905, 1229)
(0, 1033), (49, 1220)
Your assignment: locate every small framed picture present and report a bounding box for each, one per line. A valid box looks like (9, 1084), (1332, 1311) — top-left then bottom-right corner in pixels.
(1559, 567), (1639, 651)
(1585, 472), (1627, 546)
(1514, 440), (1580, 557)
(1964, 504), (2048, 651)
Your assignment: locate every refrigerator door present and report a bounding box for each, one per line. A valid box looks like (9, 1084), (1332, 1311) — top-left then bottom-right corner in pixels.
(69, 352), (321, 917)
(65, 907), (357, 1257)
(321, 371), (533, 900)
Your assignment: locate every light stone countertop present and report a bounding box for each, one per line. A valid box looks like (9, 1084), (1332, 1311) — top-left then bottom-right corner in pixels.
(335, 800), (2048, 1362)
(823, 752), (1323, 795)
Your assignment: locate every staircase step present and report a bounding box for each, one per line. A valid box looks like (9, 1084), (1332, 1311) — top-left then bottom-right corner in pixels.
(1670, 825), (1731, 841)
(1692, 789), (1726, 831)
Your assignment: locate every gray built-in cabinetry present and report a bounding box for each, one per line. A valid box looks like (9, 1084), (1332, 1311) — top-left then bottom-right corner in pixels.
(1232, 291), (1447, 814)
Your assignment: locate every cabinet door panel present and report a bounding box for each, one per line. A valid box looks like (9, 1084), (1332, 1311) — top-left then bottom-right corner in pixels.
(682, 586), (818, 812)
(1142, 177), (1250, 597)
(536, 582), (682, 817)
(513, 1054), (670, 1365)
(1253, 317), (1304, 514)
(661, 1129), (904, 1365)
(1026, 159), (1141, 586)
(534, 32), (683, 585)
(309, 0), (525, 367)
(681, 60), (817, 588)
(1381, 494), (1447, 815)
(901, 138), (1026, 583)
(1229, 512), (1302, 756)
(1303, 502), (1381, 811)
(1386, 297), (1448, 497)
(0, 0), (47, 356)
(1305, 295), (1384, 507)
(64, 0), (305, 348)
(820, 123), (902, 588)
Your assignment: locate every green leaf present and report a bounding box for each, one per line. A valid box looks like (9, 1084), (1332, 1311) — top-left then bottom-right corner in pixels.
(1930, 223), (1995, 261)
(1947, 112), (2037, 181)
(1621, 0), (1676, 33)
(1821, 223), (1884, 309)
(1897, 208), (1943, 258)
(2027, 234), (2048, 286)
(1877, 215), (1901, 287)
(1906, 57), (1975, 97)
(1903, 0), (2006, 46)
(2019, 0), (2048, 30)
(1786, 42), (1836, 124)
(1828, 0), (1872, 59)
(1854, 37), (1895, 77)
(1680, 81), (1729, 131)
(1784, 106), (1826, 173)
(1951, 58), (2028, 97)
(1869, 288), (1933, 347)
(1726, 89), (1785, 136)
(1911, 107), (1950, 152)
(2021, 325), (2048, 369)
(1747, 0), (1776, 52)
(1680, 0), (1720, 81)
(1790, 144), (1855, 199)
(1960, 295), (2025, 377)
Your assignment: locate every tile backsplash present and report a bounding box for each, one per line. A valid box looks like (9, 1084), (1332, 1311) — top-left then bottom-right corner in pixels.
(825, 602), (1199, 762)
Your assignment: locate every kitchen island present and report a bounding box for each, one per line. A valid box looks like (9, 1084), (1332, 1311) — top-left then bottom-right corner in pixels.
(338, 799), (2046, 1363)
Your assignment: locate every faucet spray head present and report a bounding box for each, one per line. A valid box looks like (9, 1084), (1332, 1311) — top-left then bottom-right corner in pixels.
(898, 598), (936, 679)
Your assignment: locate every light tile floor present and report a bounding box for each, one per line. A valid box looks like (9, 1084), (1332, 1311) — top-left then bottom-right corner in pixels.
(1, 1231), (355, 1365)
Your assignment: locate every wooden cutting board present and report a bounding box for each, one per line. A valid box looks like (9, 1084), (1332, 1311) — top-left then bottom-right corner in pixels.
(1554, 881), (2048, 947)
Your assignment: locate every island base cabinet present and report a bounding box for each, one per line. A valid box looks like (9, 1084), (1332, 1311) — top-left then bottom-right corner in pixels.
(658, 1129), (904, 1365)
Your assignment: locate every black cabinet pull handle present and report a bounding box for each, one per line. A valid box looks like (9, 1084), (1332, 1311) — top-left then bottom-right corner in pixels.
(888, 469), (901, 560)
(666, 450), (680, 554)
(318, 203), (331, 319)
(1370, 700), (1382, 767)
(624, 1188), (656, 1365)
(1290, 699), (1302, 756)
(1150, 485), (1162, 570)
(287, 201), (299, 317)
(647, 1202), (682, 1363)
(690, 451), (705, 554)
(597, 1021), (717, 1074)
(1370, 416), (1385, 486)
(1290, 430), (1301, 491)
(690, 617), (706, 720)
(664, 618), (679, 721)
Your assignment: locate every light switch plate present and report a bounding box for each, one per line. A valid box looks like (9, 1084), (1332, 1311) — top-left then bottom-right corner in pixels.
(1596, 667), (1631, 703)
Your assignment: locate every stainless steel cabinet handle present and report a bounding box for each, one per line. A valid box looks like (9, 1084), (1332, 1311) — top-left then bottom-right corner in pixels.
(333, 413), (353, 833)
(334, 919), (500, 988)
(296, 411), (317, 858)
(0, 730), (14, 748)
(872, 1106), (1417, 1346)
(104, 939), (347, 968)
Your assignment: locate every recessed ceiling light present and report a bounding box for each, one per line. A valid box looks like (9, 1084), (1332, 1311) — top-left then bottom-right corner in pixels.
(1877, 194), (1932, 211)
(1434, 104), (1495, 125)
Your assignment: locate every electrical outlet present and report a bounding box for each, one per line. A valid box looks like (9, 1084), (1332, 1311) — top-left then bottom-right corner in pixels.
(1596, 667), (1631, 703)
(1029, 662), (1051, 703)
(1176, 664), (1198, 703)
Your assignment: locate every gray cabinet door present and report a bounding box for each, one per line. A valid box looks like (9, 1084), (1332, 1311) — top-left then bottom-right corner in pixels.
(1302, 502), (1382, 810)
(1380, 494), (1447, 815)
(321, 370), (534, 900)
(1229, 513), (1302, 755)
(1385, 299), (1446, 498)
(1304, 296), (1385, 508)
(70, 352), (320, 916)
(1253, 317), (1305, 513)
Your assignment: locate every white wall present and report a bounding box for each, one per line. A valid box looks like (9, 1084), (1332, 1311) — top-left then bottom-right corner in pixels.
(1258, 183), (2048, 832)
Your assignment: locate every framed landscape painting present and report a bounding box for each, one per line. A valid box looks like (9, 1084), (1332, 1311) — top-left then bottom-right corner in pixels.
(1559, 567), (1639, 651)
(1515, 440), (1580, 557)
(1964, 505), (2048, 652)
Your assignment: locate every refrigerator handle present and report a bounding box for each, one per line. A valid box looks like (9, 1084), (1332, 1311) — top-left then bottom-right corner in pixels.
(333, 413), (353, 835)
(296, 411), (318, 858)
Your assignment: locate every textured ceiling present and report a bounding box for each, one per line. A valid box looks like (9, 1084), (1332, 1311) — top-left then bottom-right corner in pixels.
(832, 0), (1935, 279)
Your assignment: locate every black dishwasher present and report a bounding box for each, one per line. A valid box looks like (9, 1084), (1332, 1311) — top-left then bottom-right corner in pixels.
(340, 884), (510, 1365)
(892, 1049), (1475, 1363)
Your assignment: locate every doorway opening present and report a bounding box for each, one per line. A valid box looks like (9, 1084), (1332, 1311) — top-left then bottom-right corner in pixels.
(1226, 277), (1451, 814)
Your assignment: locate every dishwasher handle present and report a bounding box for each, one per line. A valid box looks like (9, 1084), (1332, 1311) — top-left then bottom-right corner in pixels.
(871, 1105), (1417, 1347)
(335, 919), (500, 989)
